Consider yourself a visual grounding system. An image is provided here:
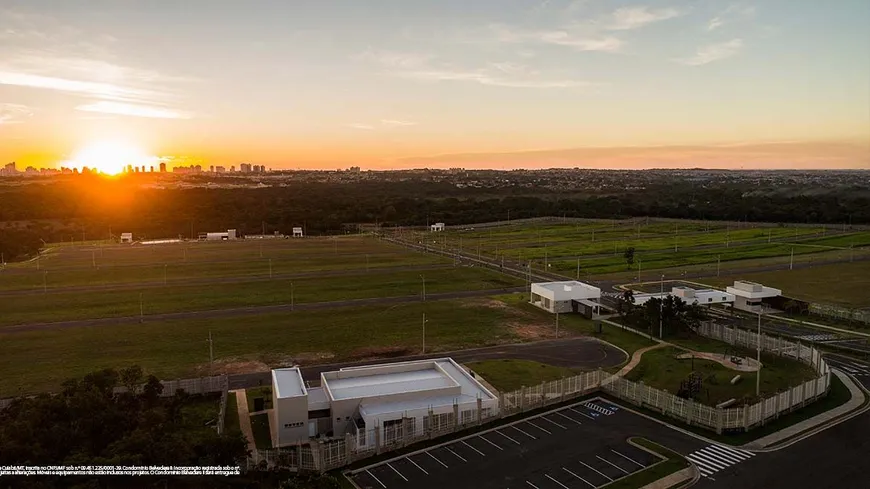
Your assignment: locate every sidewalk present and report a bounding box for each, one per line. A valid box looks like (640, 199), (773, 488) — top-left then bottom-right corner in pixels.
(231, 389), (258, 454)
(614, 343), (668, 377)
(743, 369), (868, 450)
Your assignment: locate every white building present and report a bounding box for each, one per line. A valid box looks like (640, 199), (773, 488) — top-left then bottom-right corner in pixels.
(633, 286), (735, 306)
(430, 222), (445, 232)
(726, 281), (782, 312)
(271, 358), (498, 448)
(292, 227), (304, 238)
(530, 281), (601, 315)
(200, 229), (237, 241)
(120, 233), (133, 244)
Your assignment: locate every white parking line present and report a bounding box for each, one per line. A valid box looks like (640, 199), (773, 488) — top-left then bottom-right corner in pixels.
(555, 411), (582, 425)
(596, 455), (629, 474)
(386, 462), (408, 482)
(446, 446), (467, 462)
(495, 430), (521, 445)
(579, 461), (613, 481)
(545, 474), (571, 489)
(366, 469), (387, 488)
(540, 416), (567, 430)
(406, 457), (428, 475)
(526, 421), (552, 434)
(427, 451), (449, 468)
(611, 449), (645, 468)
(526, 482), (541, 489)
(511, 425), (537, 439)
(478, 435), (504, 451)
(562, 467), (595, 488)
(568, 407), (595, 420)
(461, 440), (486, 456)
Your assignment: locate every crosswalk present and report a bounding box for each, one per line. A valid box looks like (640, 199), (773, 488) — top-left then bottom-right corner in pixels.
(797, 333), (840, 342)
(834, 361), (870, 377)
(686, 444), (755, 478)
(581, 401), (616, 416)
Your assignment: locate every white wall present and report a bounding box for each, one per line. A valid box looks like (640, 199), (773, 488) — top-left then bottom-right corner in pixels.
(273, 395), (310, 447)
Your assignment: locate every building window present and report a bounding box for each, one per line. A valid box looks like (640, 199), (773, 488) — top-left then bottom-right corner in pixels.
(708, 298), (713, 302)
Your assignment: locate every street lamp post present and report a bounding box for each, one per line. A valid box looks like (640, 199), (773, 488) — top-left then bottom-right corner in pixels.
(756, 306), (763, 396)
(422, 312), (428, 354)
(659, 274), (665, 339)
(420, 274), (426, 301)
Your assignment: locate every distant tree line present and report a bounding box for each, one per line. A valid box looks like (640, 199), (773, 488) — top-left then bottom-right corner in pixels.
(0, 174), (867, 261)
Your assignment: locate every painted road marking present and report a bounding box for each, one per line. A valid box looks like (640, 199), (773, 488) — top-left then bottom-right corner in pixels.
(511, 425), (537, 439)
(540, 416), (567, 430)
(427, 451), (449, 468)
(495, 430), (521, 445)
(611, 449), (645, 468)
(446, 446), (467, 463)
(366, 469), (386, 488)
(526, 482), (541, 489)
(568, 407), (595, 420)
(526, 420), (552, 434)
(583, 402), (615, 416)
(687, 445), (756, 478)
(596, 455), (629, 474)
(563, 467), (596, 488)
(554, 411), (582, 425)
(406, 457), (428, 475)
(478, 435), (504, 451)
(579, 461), (613, 481)
(461, 440), (486, 456)
(386, 462), (407, 482)
(544, 474), (571, 489)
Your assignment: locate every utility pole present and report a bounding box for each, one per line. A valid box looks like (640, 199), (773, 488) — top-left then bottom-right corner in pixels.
(420, 274), (426, 301)
(756, 307), (763, 396)
(659, 274), (665, 339)
(527, 260), (532, 301)
(422, 312), (427, 354)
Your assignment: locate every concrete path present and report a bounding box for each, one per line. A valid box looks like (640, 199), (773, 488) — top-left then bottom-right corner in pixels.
(639, 467), (696, 489)
(743, 369), (868, 450)
(614, 343), (668, 377)
(231, 389), (257, 454)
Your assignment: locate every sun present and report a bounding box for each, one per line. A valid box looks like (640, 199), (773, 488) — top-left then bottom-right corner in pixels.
(71, 141), (156, 175)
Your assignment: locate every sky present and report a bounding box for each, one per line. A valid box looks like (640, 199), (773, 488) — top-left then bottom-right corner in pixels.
(0, 0), (868, 171)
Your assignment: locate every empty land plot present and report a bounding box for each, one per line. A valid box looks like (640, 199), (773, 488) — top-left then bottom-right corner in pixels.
(700, 260), (870, 308)
(624, 345), (818, 406)
(466, 359), (579, 391)
(0, 266), (522, 327)
(0, 297), (542, 396)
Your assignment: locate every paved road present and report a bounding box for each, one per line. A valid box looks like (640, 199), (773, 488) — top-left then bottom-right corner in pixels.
(1, 286), (525, 333)
(228, 337), (627, 390)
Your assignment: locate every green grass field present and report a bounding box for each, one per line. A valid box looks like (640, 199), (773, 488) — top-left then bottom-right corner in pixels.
(699, 260), (870, 308)
(246, 386), (273, 412)
(625, 344), (818, 406)
(466, 359), (578, 391)
(250, 412), (272, 449)
(0, 266), (522, 327)
(224, 392), (241, 436)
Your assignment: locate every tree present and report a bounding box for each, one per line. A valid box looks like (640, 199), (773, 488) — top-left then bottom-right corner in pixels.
(623, 246), (636, 269)
(641, 296), (708, 338)
(120, 365), (144, 395)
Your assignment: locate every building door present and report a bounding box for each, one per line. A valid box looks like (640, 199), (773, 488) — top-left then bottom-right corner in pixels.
(308, 420), (317, 438)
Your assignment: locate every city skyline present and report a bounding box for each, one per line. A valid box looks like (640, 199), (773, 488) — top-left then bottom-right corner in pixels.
(1, 0), (868, 171)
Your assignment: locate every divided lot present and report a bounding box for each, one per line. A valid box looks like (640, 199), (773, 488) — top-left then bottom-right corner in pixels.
(347, 398), (732, 489)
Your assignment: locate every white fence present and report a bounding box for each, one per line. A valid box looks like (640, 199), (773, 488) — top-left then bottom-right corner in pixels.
(809, 302), (870, 326)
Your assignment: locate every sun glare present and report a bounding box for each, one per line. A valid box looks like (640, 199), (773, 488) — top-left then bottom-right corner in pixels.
(70, 141), (157, 175)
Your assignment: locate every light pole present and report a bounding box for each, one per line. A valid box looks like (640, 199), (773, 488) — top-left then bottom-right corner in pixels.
(659, 274), (665, 339)
(422, 312), (428, 354)
(420, 274), (426, 301)
(756, 306), (764, 396)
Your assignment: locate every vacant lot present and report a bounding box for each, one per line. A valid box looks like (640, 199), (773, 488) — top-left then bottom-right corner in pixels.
(466, 359), (578, 391)
(700, 260), (870, 308)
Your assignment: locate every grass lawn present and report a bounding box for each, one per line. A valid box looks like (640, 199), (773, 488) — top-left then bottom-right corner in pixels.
(699, 260), (870, 308)
(0, 297), (530, 396)
(604, 438), (690, 489)
(246, 386), (273, 412)
(466, 359), (578, 391)
(250, 412), (273, 450)
(178, 394), (222, 436)
(224, 392), (241, 436)
(624, 344), (818, 406)
(0, 266), (522, 327)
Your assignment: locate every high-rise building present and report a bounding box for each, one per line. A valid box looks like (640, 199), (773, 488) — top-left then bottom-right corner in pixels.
(240, 163), (252, 173)
(159, 162), (167, 172)
(209, 165), (215, 173)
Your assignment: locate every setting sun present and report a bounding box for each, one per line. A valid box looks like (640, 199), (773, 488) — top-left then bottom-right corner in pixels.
(70, 141), (157, 175)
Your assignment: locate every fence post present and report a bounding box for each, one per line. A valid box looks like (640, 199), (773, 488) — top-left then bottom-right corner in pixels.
(716, 408), (723, 434)
(453, 402), (460, 431)
(520, 386), (527, 411)
(540, 380), (546, 407)
(743, 404), (749, 431)
(344, 433), (353, 462)
(477, 398), (483, 426)
(374, 425), (381, 455)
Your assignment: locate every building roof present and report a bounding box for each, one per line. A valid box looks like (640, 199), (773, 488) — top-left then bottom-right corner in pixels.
(325, 369), (457, 400)
(726, 281), (782, 299)
(532, 281), (600, 301)
(633, 287), (735, 305)
(272, 368), (307, 399)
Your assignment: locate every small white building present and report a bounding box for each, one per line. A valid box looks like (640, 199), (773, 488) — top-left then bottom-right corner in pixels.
(633, 286), (735, 306)
(430, 222), (445, 232)
(120, 233), (133, 244)
(292, 227), (304, 238)
(201, 229), (237, 241)
(530, 281), (601, 314)
(271, 358), (498, 448)
(726, 281), (782, 312)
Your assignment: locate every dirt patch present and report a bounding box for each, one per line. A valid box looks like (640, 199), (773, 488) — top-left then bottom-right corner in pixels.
(507, 320), (568, 340)
(461, 298), (512, 310)
(259, 351), (336, 367)
(198, 358), (271, 376)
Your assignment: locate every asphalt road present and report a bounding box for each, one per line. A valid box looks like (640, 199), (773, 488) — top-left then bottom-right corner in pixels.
(2, 286), (525, 333)
(228, 337), (627, 390)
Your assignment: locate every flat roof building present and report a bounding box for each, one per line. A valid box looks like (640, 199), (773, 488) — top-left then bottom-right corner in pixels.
(726, 281), (782, 312)
(530, 281), (602, 315)
(271, 358), (498, 449)
(633, 286), (735, 306)
(120, 232), (133, 244)
(430, 222), (445, 232)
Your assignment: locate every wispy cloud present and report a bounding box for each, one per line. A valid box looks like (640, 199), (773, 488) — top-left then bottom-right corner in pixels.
(706, 4), (757, 32)
(356, 50), (432, 69)
(675, 39), (744, 66)
(707, 17), (724, 31)
(75, 101), (192, 120)
(0, 71), (154, 102)
(488, 23), (623, 52)
(380, 119), (417, 126)
(347, 123), (376, 130)
(398, 69), (595, 89)
(0, 103), (33, 124)
(607, 7), (684, 31)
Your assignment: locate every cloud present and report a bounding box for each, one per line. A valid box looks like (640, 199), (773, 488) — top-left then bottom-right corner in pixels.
(707, 17), (724, 31)
(0, 71), (154, 102)
(356, 50), (432, 69)
(398, 69), (596, 89)
(607, 7), (684, 31)
(75, 101), (192, 119)
(347, 123), (375, 130)
(488, 24), (623, 52)
(675, 39), (744, 65)
(0, 103), (33, 124)
(380, 119), (417, 126)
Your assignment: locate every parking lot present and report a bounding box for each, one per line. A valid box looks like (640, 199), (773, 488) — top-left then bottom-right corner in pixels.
(348, 399), (681, 489)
